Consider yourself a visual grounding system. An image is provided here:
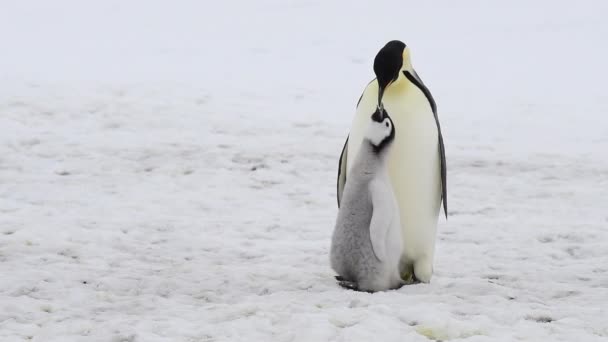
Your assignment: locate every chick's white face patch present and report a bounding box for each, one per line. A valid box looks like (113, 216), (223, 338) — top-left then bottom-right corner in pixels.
(366, 118), (392, 146)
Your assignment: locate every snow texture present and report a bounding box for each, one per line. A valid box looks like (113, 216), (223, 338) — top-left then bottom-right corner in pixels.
(1, 0), (607, 341)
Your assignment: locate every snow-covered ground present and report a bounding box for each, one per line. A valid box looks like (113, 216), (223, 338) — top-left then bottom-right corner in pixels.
(1, 1), (607, 341)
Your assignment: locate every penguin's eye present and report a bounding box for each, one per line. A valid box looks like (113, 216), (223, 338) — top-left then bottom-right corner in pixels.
(385, 122), (390, 127)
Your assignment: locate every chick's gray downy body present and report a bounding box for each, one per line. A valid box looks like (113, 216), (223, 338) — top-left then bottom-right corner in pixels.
(330, 109), (403, 292)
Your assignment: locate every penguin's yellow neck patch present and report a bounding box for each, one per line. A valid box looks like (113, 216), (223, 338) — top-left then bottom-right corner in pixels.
(386, 75), (413, 95)
(385, 47), (414, 91)
(401, 47), (414, 72)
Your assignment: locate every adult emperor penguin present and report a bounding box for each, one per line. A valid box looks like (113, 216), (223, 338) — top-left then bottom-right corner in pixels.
(337, 40), (447, 283)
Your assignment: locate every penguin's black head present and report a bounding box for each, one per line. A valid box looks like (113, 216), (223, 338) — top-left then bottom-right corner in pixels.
(373, 40), (406, 107)
(366, 107), (395, 153)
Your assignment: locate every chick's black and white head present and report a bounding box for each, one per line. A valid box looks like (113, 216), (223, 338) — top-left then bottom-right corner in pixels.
(366, 108), (395, 153)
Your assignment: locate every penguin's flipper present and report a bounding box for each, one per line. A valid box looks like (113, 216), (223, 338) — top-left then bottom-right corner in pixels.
(368, 180), (393, 262)
(438, 131), (447, 219)
(336, 136), (349, 208)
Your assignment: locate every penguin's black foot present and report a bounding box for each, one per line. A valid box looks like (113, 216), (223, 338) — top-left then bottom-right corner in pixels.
(335, 275), (346, 281)
(337, 280), (359, 291)
(400, 264), (421, 285)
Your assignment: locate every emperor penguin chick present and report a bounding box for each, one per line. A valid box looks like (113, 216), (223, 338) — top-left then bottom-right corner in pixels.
(330, 107), (404, 292)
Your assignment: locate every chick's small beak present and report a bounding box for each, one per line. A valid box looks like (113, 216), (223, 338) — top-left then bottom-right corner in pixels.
(371, 107), (384, 122)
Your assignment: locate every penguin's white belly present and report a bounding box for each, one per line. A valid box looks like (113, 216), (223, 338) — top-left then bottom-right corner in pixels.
(347, 80), (441, 264)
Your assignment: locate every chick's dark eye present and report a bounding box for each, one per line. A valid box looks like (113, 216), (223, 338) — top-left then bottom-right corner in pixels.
(385, 122), (389, 127)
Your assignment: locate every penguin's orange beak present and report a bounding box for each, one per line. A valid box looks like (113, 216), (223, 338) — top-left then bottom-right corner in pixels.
(377, 87), (385, 109)
(377, 79), (395, 109)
